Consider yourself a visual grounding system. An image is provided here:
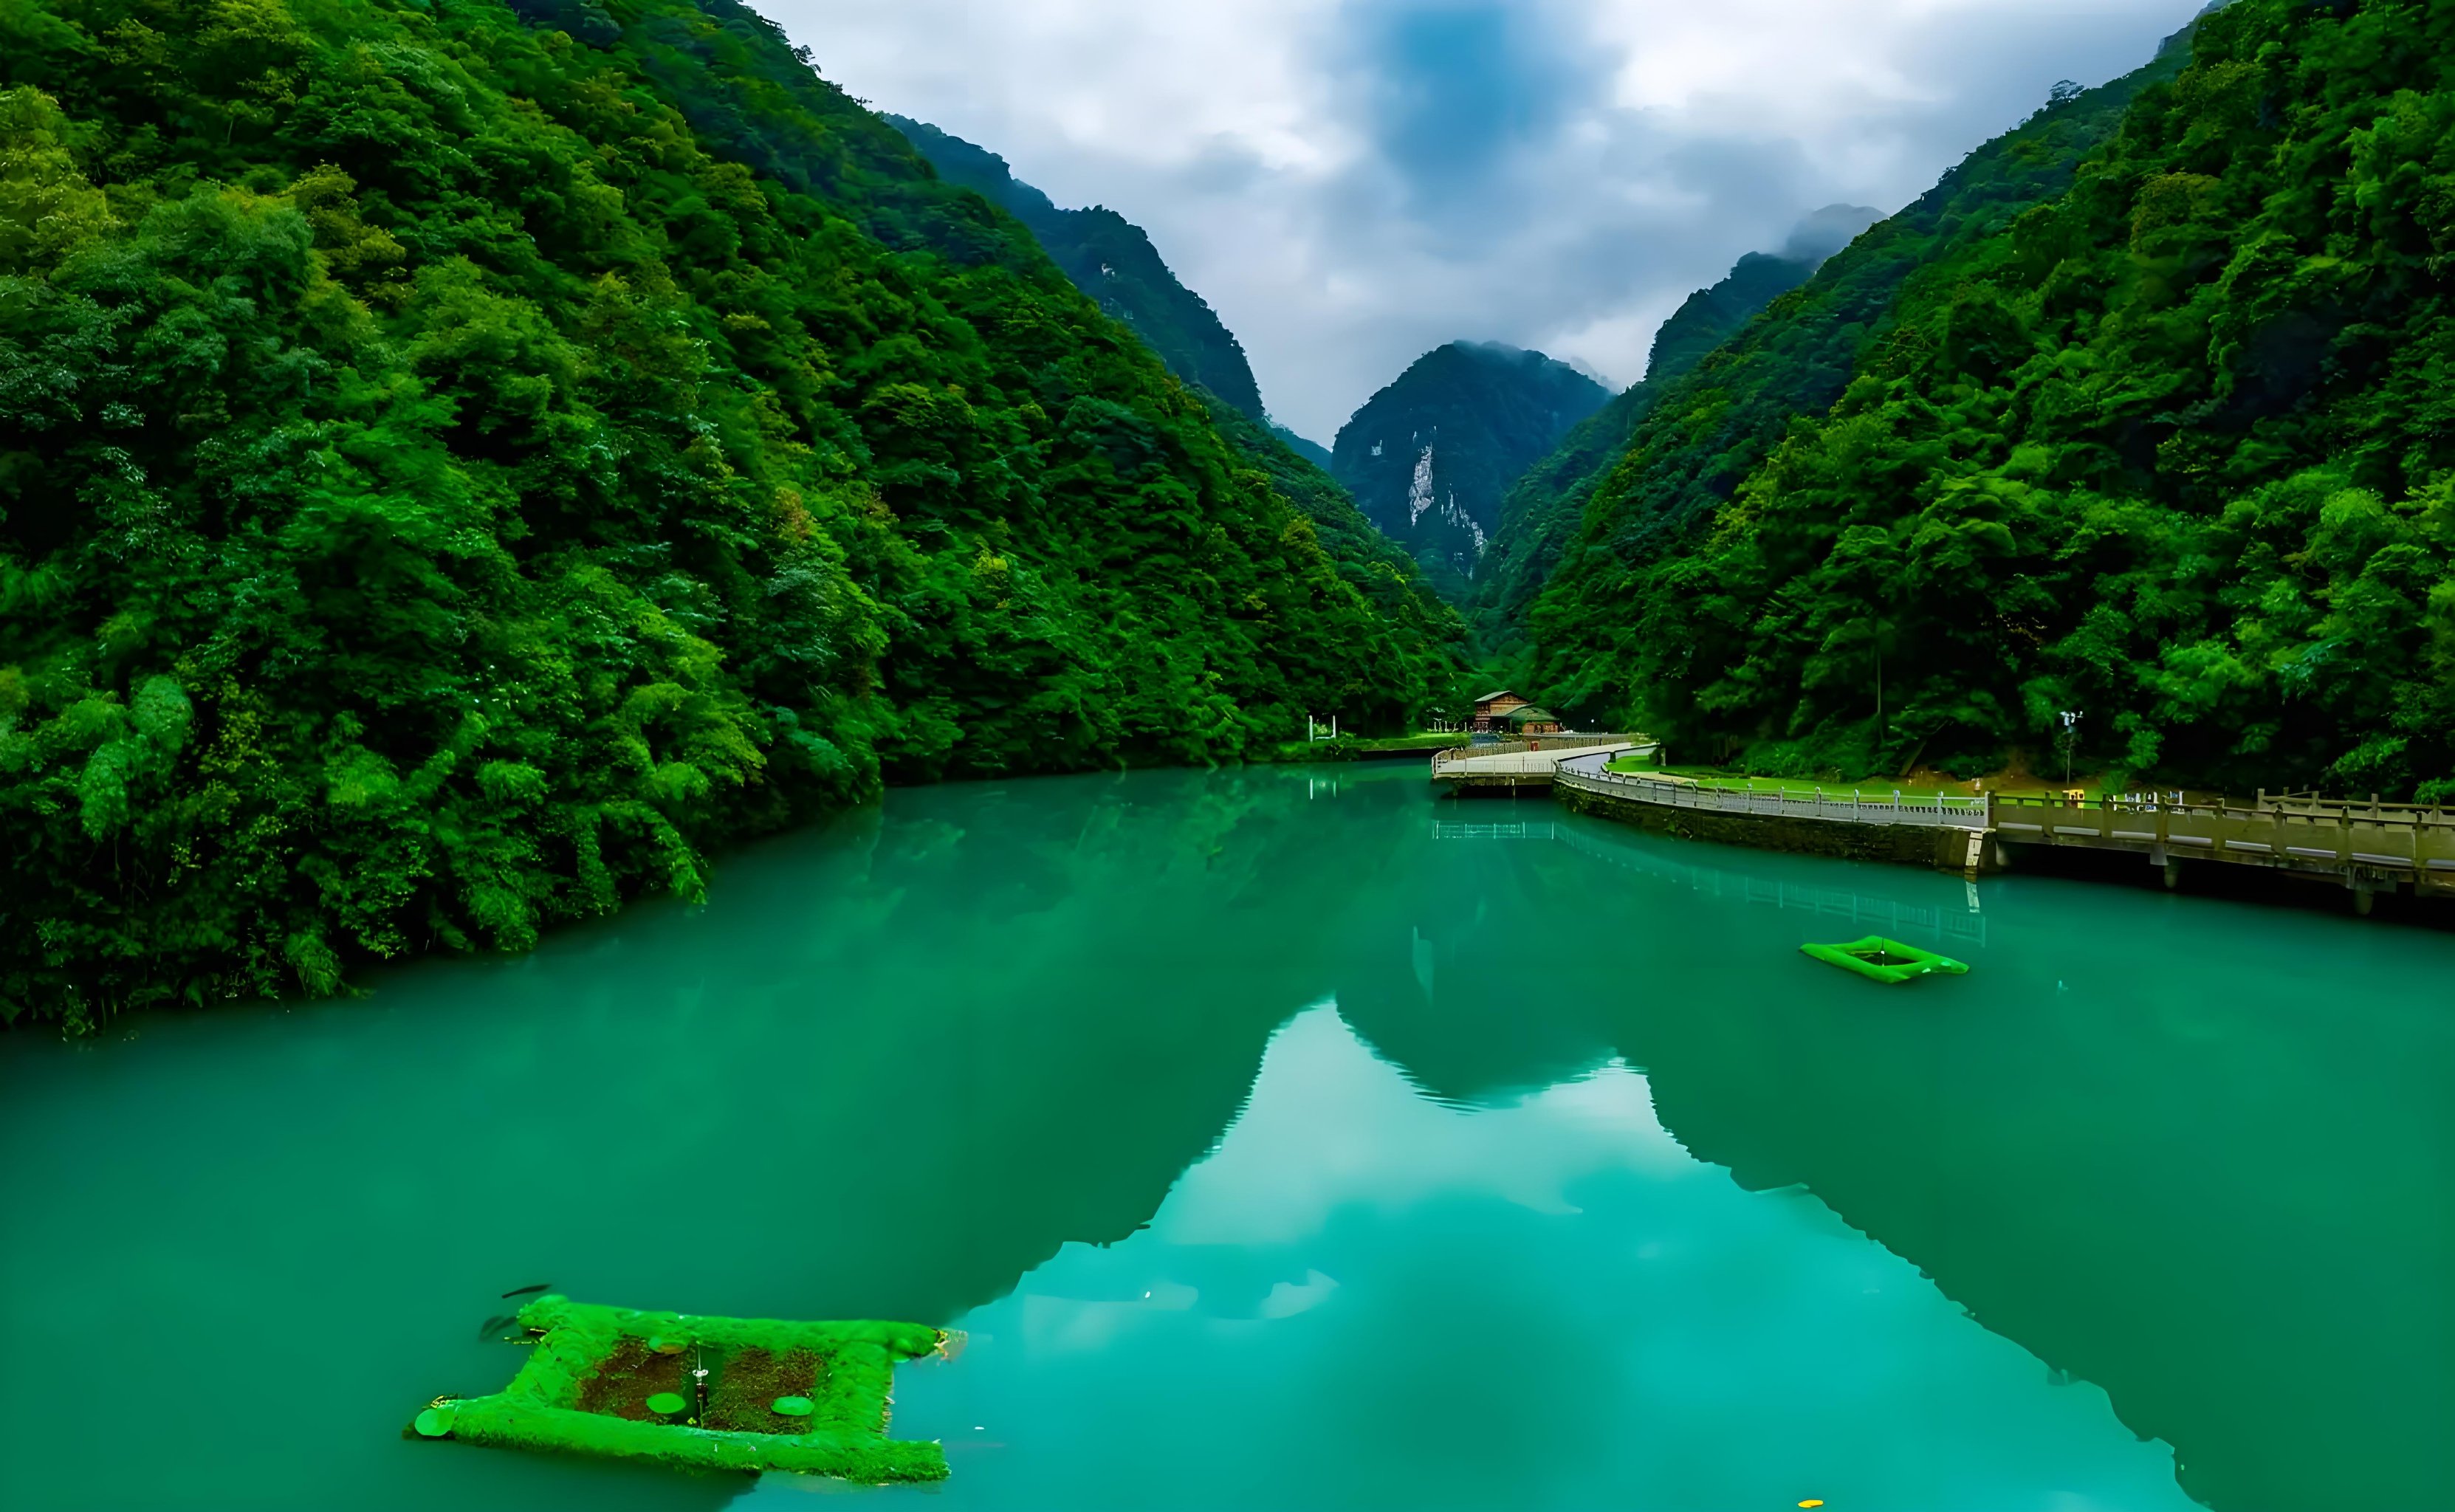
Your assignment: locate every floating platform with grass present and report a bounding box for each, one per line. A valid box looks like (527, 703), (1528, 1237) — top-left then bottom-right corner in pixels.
(408, 1296), (950, 1482)
(1801, 935), (1970, 984)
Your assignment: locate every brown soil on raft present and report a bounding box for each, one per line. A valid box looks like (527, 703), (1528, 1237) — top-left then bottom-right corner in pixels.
(704, 1347), (828, 1434)
(575, 1337), (688, 1421)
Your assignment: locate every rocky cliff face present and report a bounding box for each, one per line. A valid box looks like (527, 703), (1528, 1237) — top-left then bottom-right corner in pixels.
(1329, 343), (1607, 595)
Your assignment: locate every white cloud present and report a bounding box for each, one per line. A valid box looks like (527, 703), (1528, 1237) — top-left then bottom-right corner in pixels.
(756, 0), (2208, 440)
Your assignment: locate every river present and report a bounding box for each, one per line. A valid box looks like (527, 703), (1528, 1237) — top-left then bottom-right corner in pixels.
(3, 763), (2451, 1511)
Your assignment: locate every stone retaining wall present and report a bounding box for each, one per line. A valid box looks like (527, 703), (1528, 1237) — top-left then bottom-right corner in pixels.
(1554, 781), (1989, 873)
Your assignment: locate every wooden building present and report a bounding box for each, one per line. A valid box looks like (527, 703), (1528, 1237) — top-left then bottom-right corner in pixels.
(1508, 705), (1565, 736)
(1470, 690), (1531, 733)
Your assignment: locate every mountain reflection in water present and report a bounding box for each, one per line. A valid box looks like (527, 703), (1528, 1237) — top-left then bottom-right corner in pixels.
(2, 765), (2449, 1511)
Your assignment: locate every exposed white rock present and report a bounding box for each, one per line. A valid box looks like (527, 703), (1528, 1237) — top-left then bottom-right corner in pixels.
(1438, 489), (1489, 557)
(1407, 446), (1436, 525)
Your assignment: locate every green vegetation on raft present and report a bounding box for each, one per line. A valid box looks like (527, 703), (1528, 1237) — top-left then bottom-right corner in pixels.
(1801, 936), (1971, 985)
(416, 1296), (948, 1482)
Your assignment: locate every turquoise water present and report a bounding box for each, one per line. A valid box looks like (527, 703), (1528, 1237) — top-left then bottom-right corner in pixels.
(4, 763), (2452, 1510)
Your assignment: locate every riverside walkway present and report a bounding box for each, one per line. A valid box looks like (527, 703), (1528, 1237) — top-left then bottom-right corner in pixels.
(1543, 752), (2455, 909)
(1426, 736), (1649, 791)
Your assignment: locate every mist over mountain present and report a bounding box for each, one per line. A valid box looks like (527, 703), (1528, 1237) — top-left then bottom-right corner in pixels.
(1330, 345), (1608, 597)
(1645, 208), (1880, 379)
(794, 0), (2213, 442)
(887, 114), (1270, 423)
(1473, 205), (1880, 648)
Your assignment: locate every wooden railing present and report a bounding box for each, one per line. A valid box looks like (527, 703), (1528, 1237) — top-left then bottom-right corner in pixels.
(1992, 791), (2455, 876)
(1553, 756), (2455, 879)
(1554, 757), (1991, 831)
(2250, 789), (2451, 821)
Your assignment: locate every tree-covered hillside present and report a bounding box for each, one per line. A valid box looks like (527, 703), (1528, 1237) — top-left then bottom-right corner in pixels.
(887, 115), (1269, 424)
(1331, 341), (1606, 598)
(884, 114), (1449, 664)
(1531, 0), (2455, 801)
(1200, 398), (1469, 684)
(1474, 210), (1878, 655)
(0, 0), (1451, 1025)
(1533, 49), (2184, 609)
(1270, 425), (1334, 471)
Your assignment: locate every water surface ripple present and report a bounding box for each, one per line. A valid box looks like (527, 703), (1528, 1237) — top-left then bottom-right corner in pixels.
(4, 765), (2450, 1511)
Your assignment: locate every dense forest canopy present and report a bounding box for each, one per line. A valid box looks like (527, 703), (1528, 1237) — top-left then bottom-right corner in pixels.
(0, 0), (1457, 1025)
(881, 114), (1456, 667)
(885, 114), (1272, 426)
(1198, 396), (1469, 683)
(1524, 37), (2188, 699)
(1472, 215), (1878, 658)
(1526, 0), (2455, 803)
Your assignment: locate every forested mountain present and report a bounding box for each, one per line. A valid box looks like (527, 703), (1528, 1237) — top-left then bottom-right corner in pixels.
(1510, 24), (2188, 722)
(1201, 400), (1468, 669)
(1529, 0), (2455, 801)
(887, 115), (1268, 424)
(0, 0), (1454, 1025)
(1331, 343), (1607, 597)
(885, 113), (1455, 678)
(1649, 207), (1883, 379)
(1271, 426), (1335, 471)
(1473, 207), (1879, 653)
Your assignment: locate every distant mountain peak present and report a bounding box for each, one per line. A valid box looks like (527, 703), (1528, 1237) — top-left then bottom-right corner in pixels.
(1562, 355), (1618, 388)
(1329, 345), (1608, 594)
(1634, 207), (1885, 386)
(1781, 204), (1884, 263)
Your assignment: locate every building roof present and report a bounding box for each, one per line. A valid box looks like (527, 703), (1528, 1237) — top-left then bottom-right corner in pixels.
(1472, 690), (1521, 705)
(1506, 706), (1559, 724)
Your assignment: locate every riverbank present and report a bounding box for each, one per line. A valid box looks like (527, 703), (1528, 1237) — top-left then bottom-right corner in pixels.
(1549, 752), (2455, 924)
(1251, 732), (1458, 763)
(1555, 767), (1985, 873)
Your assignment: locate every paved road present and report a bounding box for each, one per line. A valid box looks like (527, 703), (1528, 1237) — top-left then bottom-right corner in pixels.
(1433, 742), (1644, 777)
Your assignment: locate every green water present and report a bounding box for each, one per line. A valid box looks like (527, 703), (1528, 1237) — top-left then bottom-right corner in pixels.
(4, 765), (2453, 1511)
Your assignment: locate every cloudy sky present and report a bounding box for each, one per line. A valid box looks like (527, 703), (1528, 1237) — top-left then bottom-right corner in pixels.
(762, 0), (2205, 441)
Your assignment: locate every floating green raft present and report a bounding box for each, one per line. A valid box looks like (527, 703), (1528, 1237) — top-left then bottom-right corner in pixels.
(409, 1296), (950, 1482)
(1801, 935), (1970, 984)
